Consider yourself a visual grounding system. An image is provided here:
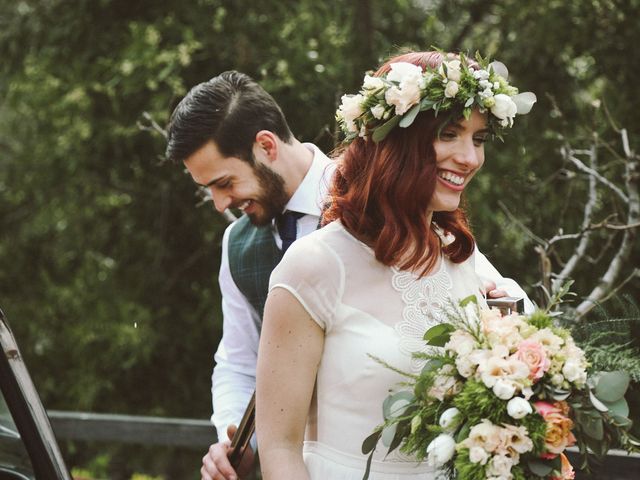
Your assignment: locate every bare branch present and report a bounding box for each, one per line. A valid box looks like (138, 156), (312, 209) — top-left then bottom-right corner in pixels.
(564, 148), (628, 203)
(137, 111), (168, 139)
(576, 156), (639, 318)
(552, 145), (598, 293)
(497, 201), (546, 245)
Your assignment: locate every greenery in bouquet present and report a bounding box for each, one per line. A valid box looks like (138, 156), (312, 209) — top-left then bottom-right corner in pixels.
(362, 296), (640, 480)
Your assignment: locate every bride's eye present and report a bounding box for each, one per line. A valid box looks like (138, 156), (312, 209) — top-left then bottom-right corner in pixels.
(473, 135), (488, 146)
(439, 130), (457, 141)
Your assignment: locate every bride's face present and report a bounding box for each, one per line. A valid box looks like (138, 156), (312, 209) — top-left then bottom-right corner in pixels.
(428, 109), (488, 213)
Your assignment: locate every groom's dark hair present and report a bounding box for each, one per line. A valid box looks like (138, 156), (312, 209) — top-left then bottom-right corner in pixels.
(165, 70), (293, 164)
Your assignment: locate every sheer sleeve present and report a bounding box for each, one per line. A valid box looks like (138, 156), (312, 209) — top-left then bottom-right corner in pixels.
(269, 234), (344, 332)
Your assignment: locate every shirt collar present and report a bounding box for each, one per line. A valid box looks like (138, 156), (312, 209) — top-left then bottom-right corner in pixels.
(283, 143), (335, 217)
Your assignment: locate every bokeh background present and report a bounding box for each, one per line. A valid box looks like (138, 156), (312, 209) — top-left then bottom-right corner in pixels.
(1, 0), (638, 478)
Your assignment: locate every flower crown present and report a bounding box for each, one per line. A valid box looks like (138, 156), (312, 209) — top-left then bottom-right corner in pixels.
(336, 52), (536, 143)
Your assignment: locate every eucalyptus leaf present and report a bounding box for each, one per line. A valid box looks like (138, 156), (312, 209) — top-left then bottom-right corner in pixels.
(583, 415), (604, 440)
(594, 371), (630, 403)
(372, 116), (401, 143)
(383, 391), (414, 420)
(611, 414), (632, 428)
(589, 390), (609, 412)
(381, 424), (397, 448)
(527, 459), (553, 476)
(421, 358), (445, 374)
(604, 397), (629, 418)
(551, 388), (571, 401)
(399, 104), (420, 128)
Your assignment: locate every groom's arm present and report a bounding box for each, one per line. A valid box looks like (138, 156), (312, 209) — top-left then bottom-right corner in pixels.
(475, 248), (535, 313)
(202, 225), (259, 480)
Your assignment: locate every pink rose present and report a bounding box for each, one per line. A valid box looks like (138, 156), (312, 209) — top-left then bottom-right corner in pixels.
(514, 339), (550, 381)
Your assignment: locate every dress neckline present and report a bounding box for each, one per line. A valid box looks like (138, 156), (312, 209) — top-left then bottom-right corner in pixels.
(333, 221), (446, 278)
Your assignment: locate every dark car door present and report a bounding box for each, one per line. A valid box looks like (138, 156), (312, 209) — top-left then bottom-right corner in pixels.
(0, 307), (72, 480)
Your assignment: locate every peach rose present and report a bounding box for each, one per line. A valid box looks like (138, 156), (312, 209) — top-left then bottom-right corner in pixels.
(514, 339), (550, 381)
(534, 401), (576, 455)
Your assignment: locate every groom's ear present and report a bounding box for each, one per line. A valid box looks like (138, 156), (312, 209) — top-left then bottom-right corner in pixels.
(254, 130), (278, 163)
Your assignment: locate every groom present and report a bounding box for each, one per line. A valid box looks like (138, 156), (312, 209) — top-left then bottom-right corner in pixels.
(166, 71), (533, 480)
(166, 70), (334, 480)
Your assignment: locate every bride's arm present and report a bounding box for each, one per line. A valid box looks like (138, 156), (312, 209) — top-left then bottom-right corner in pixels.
(256, 287), (325, 480)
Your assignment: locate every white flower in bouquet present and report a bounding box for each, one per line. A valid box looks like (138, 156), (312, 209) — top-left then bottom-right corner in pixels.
(385, 83), (421, 115)
(428, 364), (461, 401)
(486, 454), (515, 478)
(493, 378), (517, 400)
(506, 395), (533, 417)
(506, 396), (532, 419)
(468, 446), (490, 465)
(529, 328), (564, 354)
(463, 419), (502, 453)
(438, 407), (461, 432)
(386, 62), (423, 83)
(444, 330), (476, 357)
(562, 358), (587, 385)
(426, 434), (456, 467)
(499, 424), (534, 454)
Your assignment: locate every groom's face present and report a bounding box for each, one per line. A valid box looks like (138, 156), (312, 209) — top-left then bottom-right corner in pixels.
(184, 140), (289, 226)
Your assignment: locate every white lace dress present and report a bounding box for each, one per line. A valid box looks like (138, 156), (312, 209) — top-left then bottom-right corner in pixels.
(269, 221), (487, 479)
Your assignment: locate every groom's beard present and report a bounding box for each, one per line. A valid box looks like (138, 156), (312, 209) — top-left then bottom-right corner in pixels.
(246, 162), (289, 227)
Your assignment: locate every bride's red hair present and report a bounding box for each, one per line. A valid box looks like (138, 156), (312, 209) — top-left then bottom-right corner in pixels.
(323, 51), (475, 276)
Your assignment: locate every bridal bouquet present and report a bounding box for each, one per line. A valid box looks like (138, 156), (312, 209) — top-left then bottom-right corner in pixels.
(362, 296), (639, 480)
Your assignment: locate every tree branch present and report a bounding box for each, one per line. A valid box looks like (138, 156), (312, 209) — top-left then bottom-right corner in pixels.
(552, 144), (598, 293)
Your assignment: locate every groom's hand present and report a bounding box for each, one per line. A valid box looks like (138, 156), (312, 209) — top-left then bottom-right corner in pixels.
(483, 280), (508, 299)
(201, 424), (255, 480)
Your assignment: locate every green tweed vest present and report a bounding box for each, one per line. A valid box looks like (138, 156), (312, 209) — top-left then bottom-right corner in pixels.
(227, 215), (283, 329)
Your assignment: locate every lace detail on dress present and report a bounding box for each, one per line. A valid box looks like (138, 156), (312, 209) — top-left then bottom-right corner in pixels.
(392, 261), (453, 373)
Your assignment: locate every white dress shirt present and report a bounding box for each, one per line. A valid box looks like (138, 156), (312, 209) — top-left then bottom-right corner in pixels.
(211, 144), (334, 441)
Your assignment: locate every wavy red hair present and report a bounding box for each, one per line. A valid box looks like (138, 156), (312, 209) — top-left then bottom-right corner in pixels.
(323, 51), (475, 276)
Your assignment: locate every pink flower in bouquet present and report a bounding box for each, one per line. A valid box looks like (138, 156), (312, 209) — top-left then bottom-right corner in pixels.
(534, 401), (576, 455)
(550, 453), (575, 480)
(514, 339), (550, 381)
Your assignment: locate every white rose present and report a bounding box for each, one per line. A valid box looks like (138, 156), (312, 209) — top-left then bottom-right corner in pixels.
(363, 74), (384, 91)
(426, 434), (456, 467)
(386, 62), (423, 83)
(337, 94), (364, 132)
(370, 104), (385, 120)
(469, 446), (490, 465)
(385, 83), (421, 115)
(493, 379), (516, 400)
(439, 407), (461, 431)
(444, 81), (459, 98)
(490, 94), (517, 122)
(506, 397), (532, 419)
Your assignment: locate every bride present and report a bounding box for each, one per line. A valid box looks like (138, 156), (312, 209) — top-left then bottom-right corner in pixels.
(255, 49), (535, 479)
